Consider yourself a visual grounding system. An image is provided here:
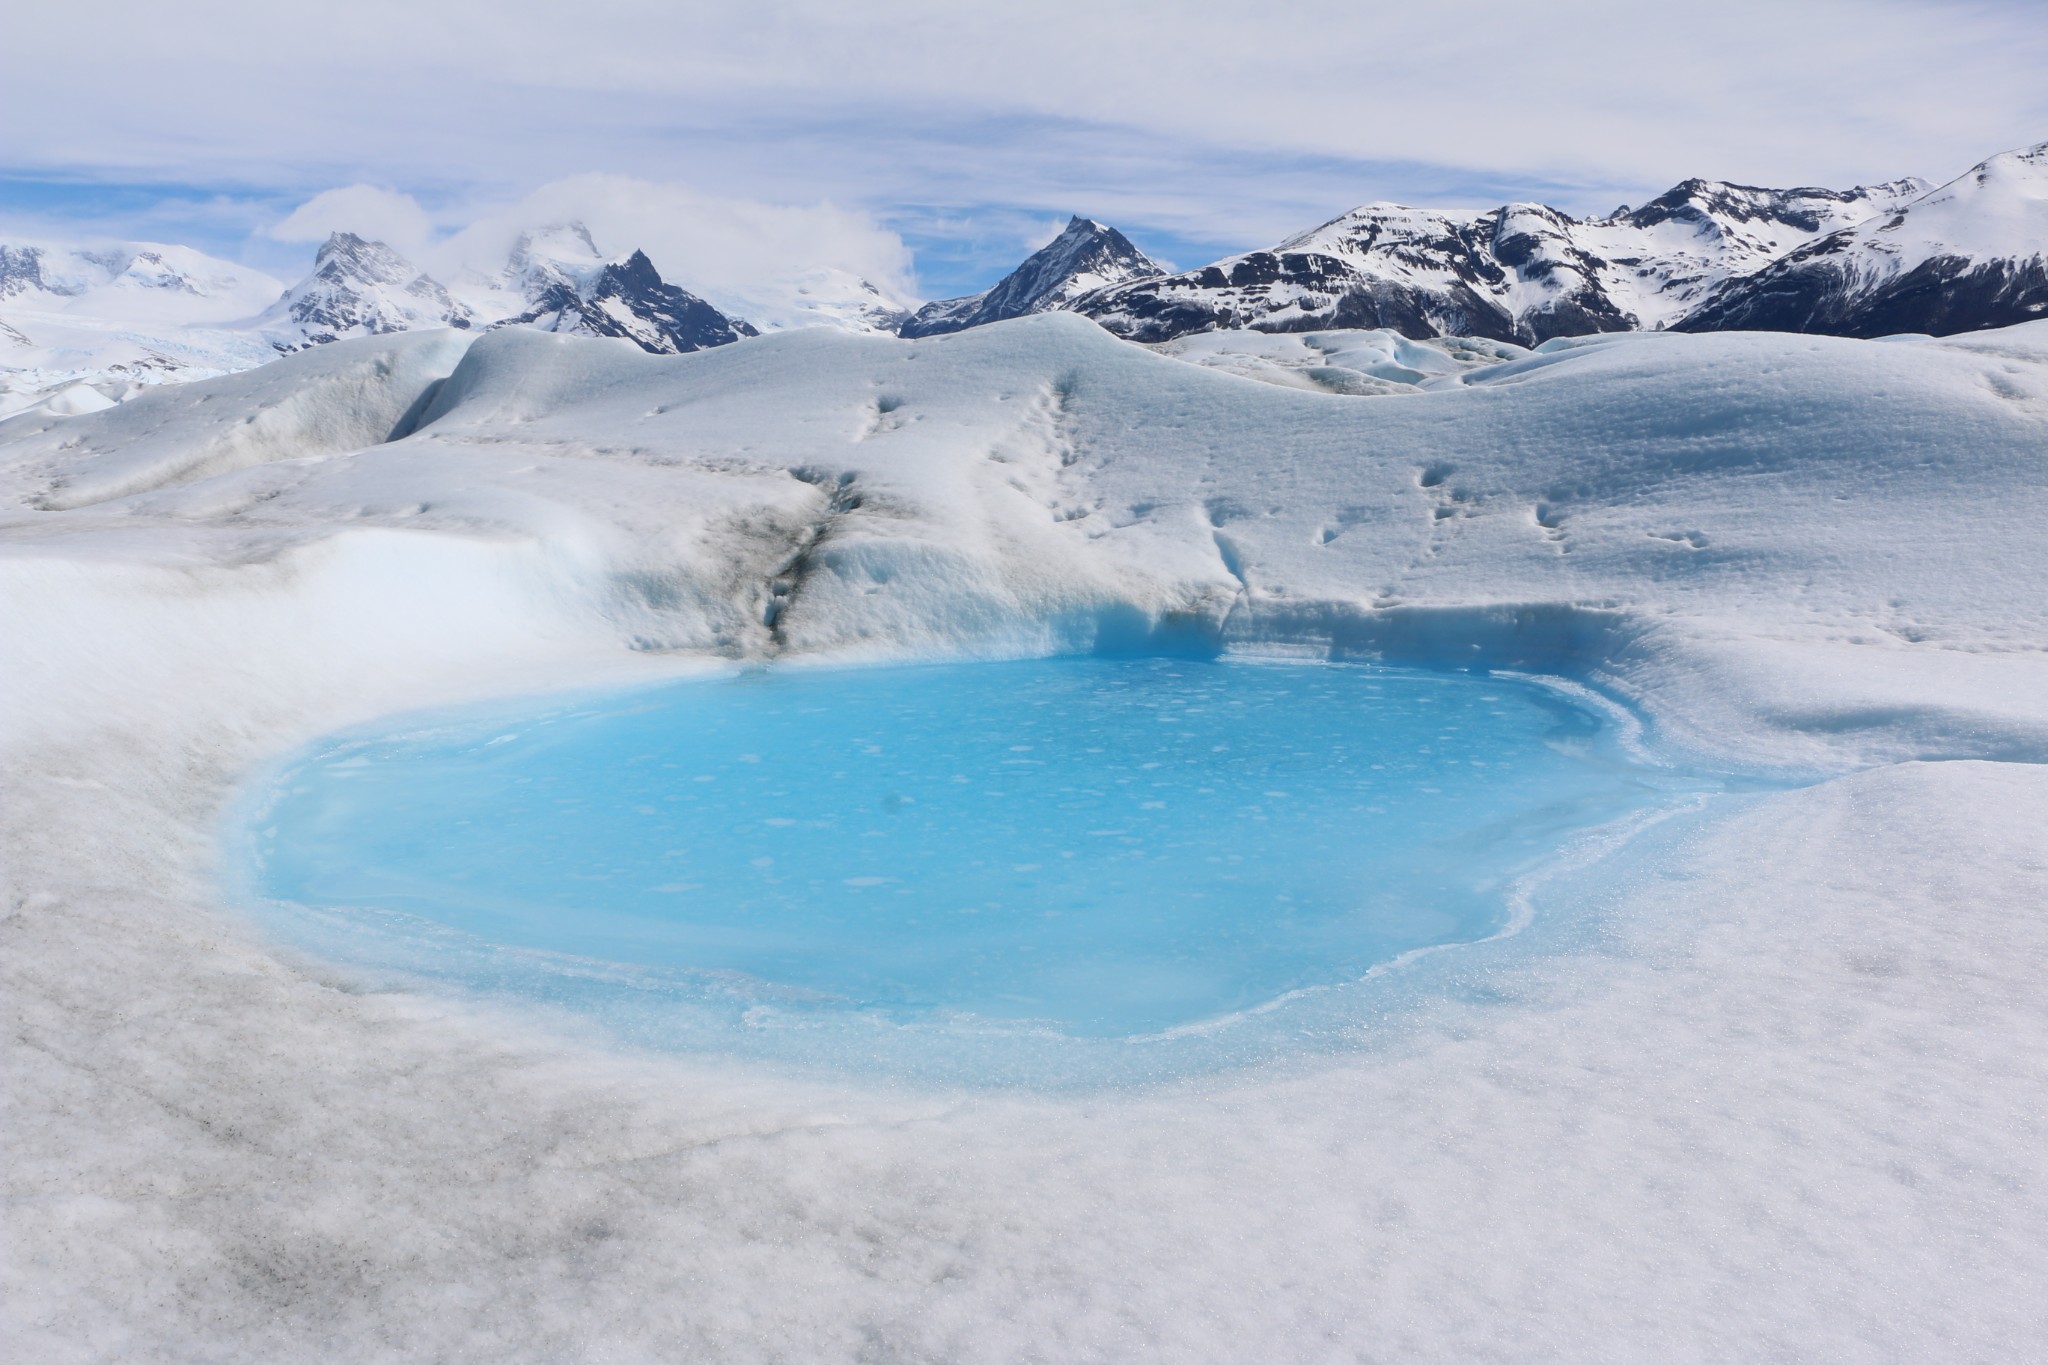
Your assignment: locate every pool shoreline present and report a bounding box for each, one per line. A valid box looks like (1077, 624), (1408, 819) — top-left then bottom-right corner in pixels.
(224, 653), (1774, 1088)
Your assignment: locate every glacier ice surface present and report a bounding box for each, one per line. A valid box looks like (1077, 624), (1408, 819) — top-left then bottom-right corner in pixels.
(4, 315), (2048, 1359)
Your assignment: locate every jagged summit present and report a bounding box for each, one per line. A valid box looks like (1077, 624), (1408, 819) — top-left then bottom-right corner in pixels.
(479, 227), (759, 352)
(264, 232), (475, 350)
(1677, 141), (2048, 337)
(1583, 177), (1932, 327)
(263, 228), (756, 357)
(1616, 177), (1931, 236)
(899, 217), (1164, 338)
(500, 247), (758, 353)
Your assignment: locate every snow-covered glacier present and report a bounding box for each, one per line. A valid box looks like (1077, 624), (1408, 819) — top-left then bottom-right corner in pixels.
(4, 316), (2046, 1360)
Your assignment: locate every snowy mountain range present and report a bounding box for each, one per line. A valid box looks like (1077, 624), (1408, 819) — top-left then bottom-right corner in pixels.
(5, 141), (2043, 420)
(932, 142), (2043, 346)
(0, 224), (782, 417)
(1073, 178), (1943, 345)
(1675, 143), (2048, 336)
(264, 227), (758, 354)
(0, 243), (286, 416)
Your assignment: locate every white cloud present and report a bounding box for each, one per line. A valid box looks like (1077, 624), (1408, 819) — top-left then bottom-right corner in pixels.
(434, 175), (914, 306)
(7, 1), (2043, 191)
(4, 1), (2045, 285)
(257, 175), (917, 317)
(267, 186), (437, 261)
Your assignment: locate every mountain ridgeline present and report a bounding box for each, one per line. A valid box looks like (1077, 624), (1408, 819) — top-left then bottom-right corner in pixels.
(1672, 143), (2048, 337)
(4, 140), (2042, 426)
(922, 142), (2046, 345)
(268, 229), (756, 355)
(245, 141), (2048, 358)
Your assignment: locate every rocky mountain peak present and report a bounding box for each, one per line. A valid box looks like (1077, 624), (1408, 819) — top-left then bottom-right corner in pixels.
(899, 216), (1165, 338)
(599, 249), (663, 294)
(499, 246), (757, 354)
(267, 234), (474, 350)
(311, 232), (417, 285)
(0, 245), (53, 300)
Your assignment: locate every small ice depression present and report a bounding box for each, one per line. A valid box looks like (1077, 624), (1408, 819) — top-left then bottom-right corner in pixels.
(236, 658), (1724, 1083)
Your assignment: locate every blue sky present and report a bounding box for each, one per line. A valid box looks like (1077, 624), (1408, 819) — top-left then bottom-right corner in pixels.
(4, 1), (2045, 302)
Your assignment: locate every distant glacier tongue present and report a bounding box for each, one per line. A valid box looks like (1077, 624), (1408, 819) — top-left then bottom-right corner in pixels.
(240, 658), (1702, 1067)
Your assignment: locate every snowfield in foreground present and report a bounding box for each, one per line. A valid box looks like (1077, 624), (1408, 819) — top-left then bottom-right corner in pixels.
(3, 316), (2046, 1361)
